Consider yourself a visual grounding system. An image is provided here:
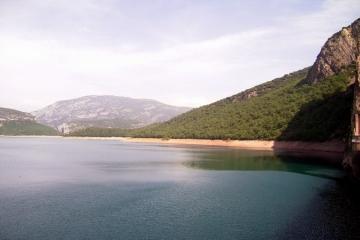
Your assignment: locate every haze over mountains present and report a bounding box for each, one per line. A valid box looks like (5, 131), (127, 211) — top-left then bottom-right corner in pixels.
(32, 95), (191, 133)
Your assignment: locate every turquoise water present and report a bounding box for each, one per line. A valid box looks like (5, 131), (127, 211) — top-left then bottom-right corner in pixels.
(0, 137), (359, 240)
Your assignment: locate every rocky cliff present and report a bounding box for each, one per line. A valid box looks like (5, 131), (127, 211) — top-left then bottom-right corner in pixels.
(304, 18), (360, 84)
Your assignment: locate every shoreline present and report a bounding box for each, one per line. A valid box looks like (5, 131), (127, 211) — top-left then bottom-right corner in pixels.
(120, 137), (345, 153)
(0, 135), (62, 138)
(0, 135), (346, 154)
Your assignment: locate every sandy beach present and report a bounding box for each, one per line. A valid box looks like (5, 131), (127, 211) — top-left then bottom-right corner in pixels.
(120, 137), (346, 153)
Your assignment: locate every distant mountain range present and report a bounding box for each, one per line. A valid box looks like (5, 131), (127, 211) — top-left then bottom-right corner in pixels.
(32, 95), (191, 133)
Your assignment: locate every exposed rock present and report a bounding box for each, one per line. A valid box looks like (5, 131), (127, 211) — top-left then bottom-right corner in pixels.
(344, 55), (360, 179)
(304, 18), (360, 84)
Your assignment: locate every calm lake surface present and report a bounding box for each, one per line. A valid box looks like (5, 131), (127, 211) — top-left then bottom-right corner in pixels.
(0, 137), (360, 240)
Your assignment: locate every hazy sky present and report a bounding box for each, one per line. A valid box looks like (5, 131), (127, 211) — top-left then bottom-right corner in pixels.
(0, 0), (359, 111)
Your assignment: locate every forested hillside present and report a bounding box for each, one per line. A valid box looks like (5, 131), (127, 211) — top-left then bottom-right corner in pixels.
(0, 120), (58, 136)
(70, 18), (360, 141)
(71, 66), (355, 141)
(0, 107), (58, 136)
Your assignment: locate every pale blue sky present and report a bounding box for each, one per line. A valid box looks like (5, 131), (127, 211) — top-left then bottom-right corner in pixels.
(0, 0), (359, 111)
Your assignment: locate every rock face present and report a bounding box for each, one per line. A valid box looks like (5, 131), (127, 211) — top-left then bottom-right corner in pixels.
(32, 95), (191, 133)
(304, 18), (360, 84)
(343, 56), (360, 179)
(0, 107), (34, 122)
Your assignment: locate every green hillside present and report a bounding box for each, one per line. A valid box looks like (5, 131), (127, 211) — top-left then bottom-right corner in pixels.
(71, 65), (355, 141)
(0, 120), (59, 136)
(69, 127), (129, 137)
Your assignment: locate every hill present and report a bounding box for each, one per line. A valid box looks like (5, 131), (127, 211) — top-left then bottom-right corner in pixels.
(0, 107), (58, 136)
(71, 18), (360, 142)
(33, 95), (191, 133)
(128, 66), (354, 141)
(0, 107), (34, 121)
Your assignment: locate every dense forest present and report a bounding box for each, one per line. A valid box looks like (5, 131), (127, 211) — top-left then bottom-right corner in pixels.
(0, 121), (59, 136)
(70, 65), (355, 141)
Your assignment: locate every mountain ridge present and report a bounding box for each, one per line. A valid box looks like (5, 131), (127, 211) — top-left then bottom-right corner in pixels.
(33, 95), (191, 133)
(0, 107), (35, 121)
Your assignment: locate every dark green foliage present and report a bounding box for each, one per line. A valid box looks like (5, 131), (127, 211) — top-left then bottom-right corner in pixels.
(65, 119), (142, 130)
(72, 66), (355, 141)
(0, 121), (59, 136)
(277, 90), (352, 141)
(68, 127), (129, 137)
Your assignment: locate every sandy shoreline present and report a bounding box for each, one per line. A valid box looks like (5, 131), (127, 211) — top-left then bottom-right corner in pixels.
(120, 137), (345, 153)
(0, 135), (346, 153)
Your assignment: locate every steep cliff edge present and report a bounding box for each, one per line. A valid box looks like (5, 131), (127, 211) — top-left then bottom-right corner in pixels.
(343, 55), (360, 179)
(305, 18), (360, 84)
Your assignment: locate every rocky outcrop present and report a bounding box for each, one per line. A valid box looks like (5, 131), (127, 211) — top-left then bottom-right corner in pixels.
(304, 18), (360, 84)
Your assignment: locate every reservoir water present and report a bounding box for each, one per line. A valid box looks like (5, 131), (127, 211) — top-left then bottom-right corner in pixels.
(0, 137), (359, 240)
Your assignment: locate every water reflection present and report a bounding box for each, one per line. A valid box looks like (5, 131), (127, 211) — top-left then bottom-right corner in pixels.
(184, 149), (345, 180)
(1, 137), (360, 240)
(278, 178), (360, 240)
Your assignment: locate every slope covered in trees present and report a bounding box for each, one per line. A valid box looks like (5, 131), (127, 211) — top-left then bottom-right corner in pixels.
(71, 65), (355, 141)
(0, 120), (59, 136)
(71, 19), (360, 141)
(0, 107), (59, 136)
